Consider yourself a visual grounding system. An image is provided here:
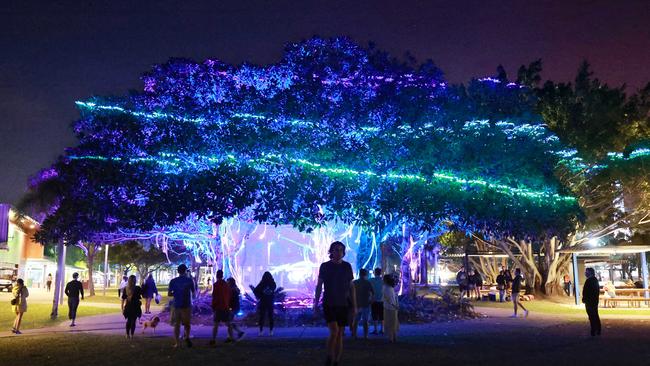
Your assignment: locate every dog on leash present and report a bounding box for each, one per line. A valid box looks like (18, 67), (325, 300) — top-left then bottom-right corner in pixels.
(141, 316), (160, 334)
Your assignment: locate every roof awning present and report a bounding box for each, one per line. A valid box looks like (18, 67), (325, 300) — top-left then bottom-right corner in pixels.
(558, 243), (650, 255)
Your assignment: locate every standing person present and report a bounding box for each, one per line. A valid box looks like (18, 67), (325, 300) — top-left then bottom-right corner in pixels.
(352, 268), (374, 339)
(369, 268), (384, 335)
(121, 275), (142, 339)
(209, 270), (231, 345)
(118, 275), (128, 298)
(510, 268), (528, 318)
(142, 273), (158, 314)
(456, 266), (467, 298)
(473, 271), (483, 301)
(65, 272), (84, 327)
(496, 270), (506, 302)
(46, 273), (52, 292)
(314, 241), (356, 366)
(11, 278), (29, 334)
(563, 274), (572, 296)
(504, 268), (513, 299)
(254, 271), (277, 336)
(467, 270), (477, 300)
(226, 277), (246, 342)
(582, 267), (601, 336)
(382, 274), (399, 343)
(168, 264), (196, 348)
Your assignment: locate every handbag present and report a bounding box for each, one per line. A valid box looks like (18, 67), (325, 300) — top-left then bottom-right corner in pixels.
(11, 287), (21, 305)
(155, 293), (161, 304)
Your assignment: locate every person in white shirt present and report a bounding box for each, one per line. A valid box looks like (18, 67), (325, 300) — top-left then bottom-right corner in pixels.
(382, 274), (399, 343)
(118, 275), (128, 298)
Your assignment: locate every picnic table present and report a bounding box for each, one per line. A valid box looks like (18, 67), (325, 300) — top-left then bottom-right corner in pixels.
(599, 288), (650, 307)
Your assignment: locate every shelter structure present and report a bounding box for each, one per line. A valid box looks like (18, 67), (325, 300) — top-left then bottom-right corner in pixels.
(558, 244), (650, 305)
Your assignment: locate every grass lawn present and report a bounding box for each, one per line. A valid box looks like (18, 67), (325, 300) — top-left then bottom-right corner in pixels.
(3, 319), (650, 366)
(473, 298), (650, 316)
(1, 303), (119, 330)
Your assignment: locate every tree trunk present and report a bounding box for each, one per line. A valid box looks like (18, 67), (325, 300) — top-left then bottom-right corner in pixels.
(420, 249), (428, 284)
(86, 245), (96, 296)
(51, 241), (65, 319)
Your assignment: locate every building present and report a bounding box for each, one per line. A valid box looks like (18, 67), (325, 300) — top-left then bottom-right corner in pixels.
(0, 204), (84, 288)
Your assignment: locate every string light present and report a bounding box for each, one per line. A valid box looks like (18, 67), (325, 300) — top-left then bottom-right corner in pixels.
(68, 151), (576, 204)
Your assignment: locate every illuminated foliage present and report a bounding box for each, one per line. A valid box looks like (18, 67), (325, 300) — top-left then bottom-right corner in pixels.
(24, 37), (581, 246)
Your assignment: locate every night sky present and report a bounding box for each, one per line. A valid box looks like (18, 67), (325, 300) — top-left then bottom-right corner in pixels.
(1, 0), (649, 205)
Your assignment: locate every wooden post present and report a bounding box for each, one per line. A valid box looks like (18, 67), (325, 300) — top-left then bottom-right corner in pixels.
(103, 244), (109, 297)
(641, 252), (649, 299)
(572, 253), (580, 305)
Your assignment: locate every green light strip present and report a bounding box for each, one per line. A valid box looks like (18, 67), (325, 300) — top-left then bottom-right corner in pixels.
(68, 152), (576, 204)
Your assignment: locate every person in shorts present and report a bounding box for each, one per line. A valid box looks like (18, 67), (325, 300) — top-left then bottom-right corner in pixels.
(168, 264), (195, 348)
(510, 268), (528, 318)
(314, 241), (356, 366)
(210, 269), (231, 346)
(369, 267), (384, 334)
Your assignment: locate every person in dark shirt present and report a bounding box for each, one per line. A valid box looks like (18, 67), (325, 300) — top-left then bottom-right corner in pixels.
(472, 271), (483, 301)
(121, 275), (142, 339)
(510, 268), (528, 318)
(496, 271), (506, 302)
(456, 267), (468, 299)
(582, 267), (601, 336)
(64, 272), (84, 327)
(254, 271), (277, 337)
(314, 241), (357, 366)
(168, 264), (195, 348)
(142, 273), (158, 314)
(504, 268), (513, 294)
(226, 277), (246, 342)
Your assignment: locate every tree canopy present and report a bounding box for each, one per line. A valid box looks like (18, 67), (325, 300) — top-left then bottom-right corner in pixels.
(21, 37), (581, 250)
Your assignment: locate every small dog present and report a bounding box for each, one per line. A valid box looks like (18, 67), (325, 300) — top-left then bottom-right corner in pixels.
(141, 316), (160, 334)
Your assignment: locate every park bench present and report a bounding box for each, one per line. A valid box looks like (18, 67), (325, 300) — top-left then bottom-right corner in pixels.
(600, 296), (649, 308)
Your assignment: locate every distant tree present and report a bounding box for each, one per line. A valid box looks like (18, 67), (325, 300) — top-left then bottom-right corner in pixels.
(109, 241), (168, 281)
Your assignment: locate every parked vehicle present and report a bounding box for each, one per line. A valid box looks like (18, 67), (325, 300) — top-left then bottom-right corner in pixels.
(0, 266), (18, 292)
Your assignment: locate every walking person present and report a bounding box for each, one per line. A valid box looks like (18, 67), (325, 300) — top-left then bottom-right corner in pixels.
(254, 271), (277, 336)
(351, 268), (374, 339)
(226, 277), (246, 342)
(563, 274), (572, 297)
(209, 270), (231, 345)
(382, 274), (399, 343)
(65, 272), (84, 327)
(509, 268), (528, 318)
(121, 275), (142, 339)
(11, 278), (29, 334)
(46, 273), (52, 292)
(496, 270), (506, 302)
(118, 275), (128, 298)
(142, 273), (158, 314)
(582, 267), (601, 336)
(369, 268), (384, 335)
(314, 241), (356, 366)
(168, 264), (196, 348)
